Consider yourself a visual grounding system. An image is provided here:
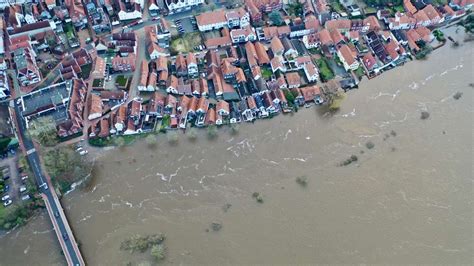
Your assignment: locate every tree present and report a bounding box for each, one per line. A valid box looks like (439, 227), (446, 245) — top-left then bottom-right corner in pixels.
(145, 134), (157, 148)
(269, 11), (284, 26)
(43, 147), (92, 189)
(187, 128), (198, 141)
(150, 244), (165, 262)
(114, 137), (126, 147)
(28, 117), (58, 146)
(207, 125), (218, 139)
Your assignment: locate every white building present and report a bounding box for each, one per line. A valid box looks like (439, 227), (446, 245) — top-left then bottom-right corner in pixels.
(165, 0), (204, 14)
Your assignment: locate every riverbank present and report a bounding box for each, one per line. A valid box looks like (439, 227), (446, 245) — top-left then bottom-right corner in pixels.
(0, 25), (472, 265)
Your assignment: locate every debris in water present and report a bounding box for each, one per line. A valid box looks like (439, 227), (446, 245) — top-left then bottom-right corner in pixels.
(296, 176), (308, 187)
(420, 111), (430, 120)
(211, 222), (222, 232)
(453, 91), (463, 100)
(252, 192), (264, 203)
(340, 155), (358, 166)
(222, 203), (232, 213)
(390, 130), (397, 137)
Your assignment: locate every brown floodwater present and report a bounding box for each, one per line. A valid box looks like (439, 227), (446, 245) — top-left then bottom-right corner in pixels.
(1, 26), (472, 265)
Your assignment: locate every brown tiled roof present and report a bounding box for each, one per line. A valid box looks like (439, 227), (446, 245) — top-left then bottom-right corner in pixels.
(216, 100), (230, 113)
(140, 61), (149, 86)
(301, 86), (321, 102)
(247, 96), (257, 109)
(187, 52), (197, 66)
(205, 108), (216, 125)
(338, 44), (356, 66)
(199, 78), (209, 95)
(196, 9), (226, 26)
(319, 29), (333, 46)
(362, 53), (377, 70)
(159, 71), (168, 82)
(89, 93), (103, 117)
(156, 56), (168, 71)
(168, 75), (178, 89)
(254, 42), (270, 65)
(197, 97), (209, 112)
(175, 54), (186, 71)
(325, 19), (351, 32)
(363, 16), (381, 31)
(330, 29), (345, 44)
(271, 37), (284, 54)
(423, 4), (440, 20)
(285, 72), (300, 87)
(98, 118), (109, 138)
(236, 68), (246, 83)
(304, 15), (320, 31)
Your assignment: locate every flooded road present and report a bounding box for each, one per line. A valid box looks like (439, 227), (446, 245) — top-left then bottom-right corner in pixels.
(1, 27), (472, 265)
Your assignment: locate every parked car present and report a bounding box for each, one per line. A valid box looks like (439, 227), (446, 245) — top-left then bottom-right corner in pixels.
(4, 184), (9, 192)
(3, 199), (12, 207)
(1, 194), (10, 201)
(21, 195), (30, 201)
(21, 175), (28, 182)
(79, 150), (88, 156)
(19, 186), (27, 193)
(2, 175), (9, 180)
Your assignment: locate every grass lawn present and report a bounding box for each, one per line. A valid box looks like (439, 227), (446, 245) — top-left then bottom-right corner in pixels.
(170, 32), (202, 54)
(392, 5), (405, 13)
(80, 63), (92, 79)
(354, 66), (365, 78)
(116, 75), (129, 87)
(316, 58), (335, 82)
(364, 7), (377, 14)
(330, 0), (345, 14)
(262, 67), (273, 79)
(92, 78), (104, 88)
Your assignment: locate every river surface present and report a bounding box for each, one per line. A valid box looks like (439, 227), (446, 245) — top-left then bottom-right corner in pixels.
(0, 27), (472, 265)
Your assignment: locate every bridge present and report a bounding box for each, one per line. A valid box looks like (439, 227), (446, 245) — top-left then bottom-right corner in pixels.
(10, 100), (85, 266)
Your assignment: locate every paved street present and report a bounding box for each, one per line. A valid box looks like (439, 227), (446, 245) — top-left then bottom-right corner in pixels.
(11, 92), (84, 265)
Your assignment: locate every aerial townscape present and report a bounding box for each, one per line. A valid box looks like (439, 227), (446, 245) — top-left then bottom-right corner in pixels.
(0, 0), (472, 264)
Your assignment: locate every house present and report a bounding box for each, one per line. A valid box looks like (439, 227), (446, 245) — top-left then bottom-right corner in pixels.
(244, 0), (283, 23)
(187, 52), (198, 77)
(421, 4), (443, 25)
(195, 97), (209, 126)
(111, 54), (136, 72)
(281, 37), (298, 61)
(45, 0), (56, 10)
(117, 0), (142, 21)
(325, 19), (352, 33)
(226, 8), (250, 28)
(262, 91), (276, 114)
(239, 99), (254, 122)
(403, 0), (417, 14)
(165, 0), (205, 15)
(175, 54), (187, 77)
(270, 57), (286, 73)
(303, 61), (319, 83)
(406, 26), (434, 51)
(149, 0), (160, 16)
(361, 52), (380, 75)
(199, 77), (209, 97)
(205, 108), (216, 125)
(254, 42), (270, 65)
(148, 39), (169, 59)
(216, 100), (230, 116)
(205, 28), (232, 49)
(337, 44), (359, 71)
(450, 0), (474, 10)
(196, 9), (227, 31)
(245, 41), (262, 80)
(166, 75), (179, 94)
(270, 36), (284, 56)
(88, 93), (103, 120)
(12, 45), (41, 87)
(285, 72), (301, 89)
(301, 85), (324, 104)
(147, 72), (158, 91)
(229, 102), (241, 123)
(230, 25), (257, 43)
(246, 96), (258, 115)
(388, 12), (417, 30)
(302, 33), (321, 49)
(165, 94), (177, 115)
(274, 88), (289, 111)
(138, 61), (149, 91)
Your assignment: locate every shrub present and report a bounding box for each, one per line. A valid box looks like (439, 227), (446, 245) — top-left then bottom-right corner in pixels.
(167, 131), (179, 145)
(230, 124), (239, 135)
(207, 125), (218, 139)
(365, 141), (375, 149)
(187, 128), (198, 141)
(150, 244), (165, 262)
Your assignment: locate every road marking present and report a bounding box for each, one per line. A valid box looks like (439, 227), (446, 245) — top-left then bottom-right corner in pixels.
(26, 148), (36, 155)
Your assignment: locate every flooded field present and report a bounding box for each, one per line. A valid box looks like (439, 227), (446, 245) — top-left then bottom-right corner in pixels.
(0, 27), (472, 265)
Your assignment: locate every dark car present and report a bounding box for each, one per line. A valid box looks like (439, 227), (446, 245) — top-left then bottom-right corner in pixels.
(54, 211), (60, 218)
(62, 233), (69, 241)
(3, 185), (10, 192)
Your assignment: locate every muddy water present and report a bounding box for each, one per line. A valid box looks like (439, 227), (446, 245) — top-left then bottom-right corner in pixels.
(1, 27), (473, 265)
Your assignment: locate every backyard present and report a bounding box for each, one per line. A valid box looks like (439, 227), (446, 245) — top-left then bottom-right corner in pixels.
(316, 58), (335, 82)
(170, 32), (202, 55)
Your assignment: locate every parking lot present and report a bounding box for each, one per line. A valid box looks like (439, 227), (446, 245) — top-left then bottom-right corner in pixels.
(174, 17), (198, 35)
(1, 156), (31, 209)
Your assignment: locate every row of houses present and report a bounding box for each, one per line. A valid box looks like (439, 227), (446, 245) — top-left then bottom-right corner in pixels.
(89, 82), (324, 139)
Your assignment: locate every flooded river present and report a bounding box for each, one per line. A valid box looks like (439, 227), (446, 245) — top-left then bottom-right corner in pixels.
(1, 27), (472, 265)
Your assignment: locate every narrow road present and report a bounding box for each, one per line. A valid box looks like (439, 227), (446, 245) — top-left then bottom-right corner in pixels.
(11, 96), (85, 266)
